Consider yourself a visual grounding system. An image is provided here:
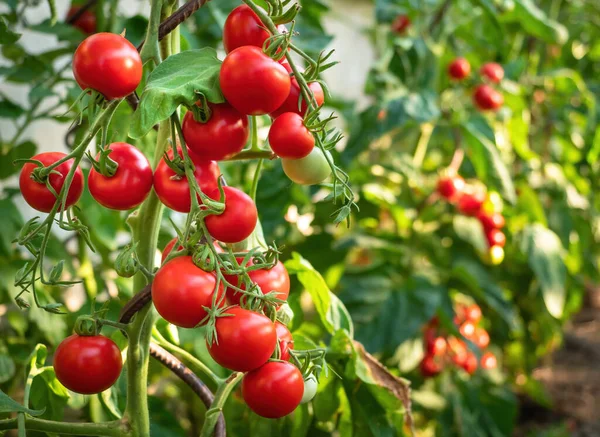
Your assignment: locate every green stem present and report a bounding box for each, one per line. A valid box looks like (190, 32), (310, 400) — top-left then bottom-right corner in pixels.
(199, 372), (244, 437)
(225, 150), (274, 161)
(140, 0), (164, 65)
(250, 159), (263, 202)
(250, 116), (260, 152)
(413, 122), (434, 167)
(0, 418), (129, 437)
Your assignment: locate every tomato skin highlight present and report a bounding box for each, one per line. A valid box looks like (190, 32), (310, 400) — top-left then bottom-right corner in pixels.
(152, 256), (224, 328)
(54, 334), (122, 394)
(477, 211), (505, 231)
(464, 304), (482, 323)
(73, 33), (142, 100)
(270, 62), (325, 118)
(437, 176), (465, 200)
(481, 352), (497, 369)
(473, 84), (504, 111)
(154, 148), (220, 213)
(457, 191), (486, 216)
(486, 228), (506, 248)
(474, 328), (490, 349)
(275, 321), (294, 360)
(205, 186), (257, 243)
(225, 259), (290, 305)
(66, 6), (96, 34)
(269, 113), (315, 159)
(220, 46), (291, 115)
(88, 143), (153, 210)
(223, 5), (286, 53)
(207, 307), (277, 372)
(19, 152), (84, 213)
(182, 103), (249, 161)
(448, 57), (471, 80)
(480, 62), (504, 83)
(242, 361), (304, 418)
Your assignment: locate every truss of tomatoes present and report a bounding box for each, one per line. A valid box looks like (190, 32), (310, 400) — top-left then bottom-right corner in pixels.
(23, 3), (332, 420)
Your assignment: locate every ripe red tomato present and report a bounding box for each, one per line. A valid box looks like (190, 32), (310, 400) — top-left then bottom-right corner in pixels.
(270, 62), (325, 118)
(66, 6), (96, 34)
(220, 46), (291, 115)
(205, 187), (257, 243)
(457, 191), (486, 216)
(426, 336), (447, 356)
(480, 352), (497, 369)
(473, 84), (503, 111)
(242, 361), (304, 418)
(154, 148), (220, 213)
(448, 337), (468, 366)
(459, 320), (476, 340)
(182, 103), (249, 161)
(486, 229), (506, 248)
(480, 62), (504, 83)
(462, 352), (478, 374)
(437, 175), (465, 200)
(207, 306), (277, 372)
(477, 211), (505, 231)
(225, 258), (290, 305)
(73, 33), (142, 100)
(54, 334), (122, 394)
(391, 14), (411, 34)
(19, 152), (84, 213)
(420, 355), (442, 377)
(464, 304), (482, 323)
(448, 57), (471, 80)
(161, 237), (224, 264)
(223, 5), (286, 53)
(474, 328), (490, 349)
(275, 322), (294, 360)
(152, 256), (224, 328)
(268, 113), (315, 159)
(88, 142), (153, 210)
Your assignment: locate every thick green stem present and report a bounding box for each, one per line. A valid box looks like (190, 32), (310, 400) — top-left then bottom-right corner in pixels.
(200, 372), (244, 437)
(413, 122), (434, 167)
(140, 0), (164, 65)
(0, 418), (129, 437)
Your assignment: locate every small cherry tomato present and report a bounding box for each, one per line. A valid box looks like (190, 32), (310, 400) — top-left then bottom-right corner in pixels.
(480, 352), (497, 369)
(464, 304), (482, 323)
(19, 152), (84, 213)
(477, 211), (505, 231)
(282, 148), (331, 185)
(270, 62), (325, 118)
(300, 374), (318, 404)
(474, 328), (490, 349)
(420, 355), (442, 377)
(223, 5), (287, 53)
(54, 334), (122, 394)
(152, 256), (224, 328)
(182, 103), (249, 161)
(220, 46), (291, 115)
(154, 148), (220, 213)
(437, 175), (465, 201)
(275, 321), (294, 361)
(461, 352), (478, 374)
(426, 336), (447, 356)
(66, 6), (96, 34)
(460, 321), (476, 340)
(457, 190), (486, 216)
(242, 361), (304, 418)
(73, 33), (142, 100)
(269, 112), (315, 159)
(391, 14), (411, 34)
(486, 229), (506, 248)
(448, 57), (471, 80)
(448, 337), (468, 366)
(88, 142), (153, 210)
(205, 186), (257, 243)
(473, 84), (503, 111)
(207, 306), (277, 372)
(225, 258), (290, 305)
(480, 62), (504, 83)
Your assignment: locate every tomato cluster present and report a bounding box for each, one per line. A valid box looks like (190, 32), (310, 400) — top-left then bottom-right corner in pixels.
(437, 173), (506, 264)
(420, 304), (497, 378)
(446, 58), (505, 111)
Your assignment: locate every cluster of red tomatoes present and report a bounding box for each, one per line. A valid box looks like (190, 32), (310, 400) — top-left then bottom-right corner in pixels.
(420, 304), (497, 377)
(447, 57), (504, 111)
(437, 174), (506, 265)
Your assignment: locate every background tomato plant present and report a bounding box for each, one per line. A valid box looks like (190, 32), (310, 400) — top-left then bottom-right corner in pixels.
(0, 0), (599, 436)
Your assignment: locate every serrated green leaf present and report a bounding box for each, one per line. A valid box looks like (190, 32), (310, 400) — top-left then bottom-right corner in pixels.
(130, 49), (223, 138)
(0, 390), (44, 416)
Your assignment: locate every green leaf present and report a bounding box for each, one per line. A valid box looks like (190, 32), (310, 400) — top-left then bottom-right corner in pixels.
(453, 215), (487, 253)
(130, 49), (223, 138)
(0, 390), (44, 416)
(0, 140), (36, 179)
(286, 253), (354, 336)
(0, 16), (21, 44)
(29, 367), (69, 420)
(0, 198), (23, 256)
(520, 224), (566, 318)
(502, 0), (568, 45)
(0, 354), (16, 383)
(0, 97), (24, 119)
(462, 117), (517, 204)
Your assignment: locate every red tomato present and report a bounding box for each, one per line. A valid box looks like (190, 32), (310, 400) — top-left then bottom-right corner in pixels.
(275, 321), (294, 360)
(459, 321), (476, 340)
(462, 352), (478, 374)
(225, 258), (290, 306)
(437, 175), (465, 200)
(54, 334), (122, 394)
(207, 306), (277, 372)
(486, 229), (506, 248)
(268, 113), (315, 159)
(154, 148), (220, 213)
(161, 237), (224, 264)
(448, 57), (471, 80)
(152, 256), (224, 328)
(19, 152), (84, 213)
(480, 352), (497, 369)
(480, 62), (504, 83)
(448, 337), (468, 366)
(220, 46), (291, 115)
(66, 6), (96, 34)
(205, 186), (257, 243)
(242, 361), (304, 418)
(464, 304), (482, 323)
(223, 5), (286, 53)
(391, 15), (411, 34)
(457, 191), (486, 216)
(73, 33), (142, 100)
(88, 142), (153, 210)
(270, 62), (324, 118)
(474, 328), (490, 349)
(182, 103), (249, 161)
(426, 336), (447, 356)
(420, 355), (442, 377)
(473, 85), (503, 111)
(477, 211), (505, 231)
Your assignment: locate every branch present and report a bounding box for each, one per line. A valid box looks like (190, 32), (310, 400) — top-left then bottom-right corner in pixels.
(428, 0), (452, 34)
(0, 417), (127, 436)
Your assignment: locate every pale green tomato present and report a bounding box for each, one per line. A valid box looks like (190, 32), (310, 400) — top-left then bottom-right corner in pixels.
(281, 148), (332, 186)
(300, 374), (318, 404)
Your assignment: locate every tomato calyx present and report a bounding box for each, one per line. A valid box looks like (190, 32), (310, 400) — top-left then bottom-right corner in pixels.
(74, 316), (100, 336)
(187, 95), (212, 123)
(87, 147), (119, 177)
